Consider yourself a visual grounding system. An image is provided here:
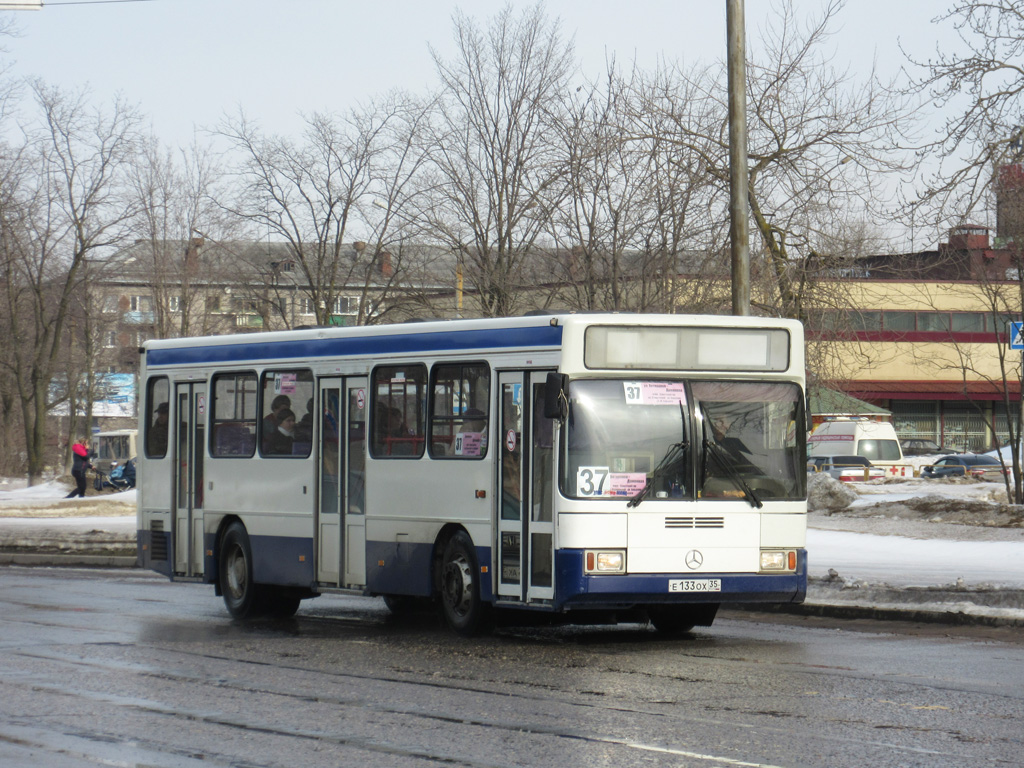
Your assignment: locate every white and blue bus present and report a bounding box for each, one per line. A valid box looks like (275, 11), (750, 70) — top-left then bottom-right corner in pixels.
(137, 313), (807, 635)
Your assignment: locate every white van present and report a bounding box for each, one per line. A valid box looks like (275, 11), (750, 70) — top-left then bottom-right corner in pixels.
(807, 418), (904, 467)
(93, 429), (138, 474)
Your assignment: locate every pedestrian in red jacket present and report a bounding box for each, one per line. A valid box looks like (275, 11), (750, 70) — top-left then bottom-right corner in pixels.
(65, 439), (93, 498)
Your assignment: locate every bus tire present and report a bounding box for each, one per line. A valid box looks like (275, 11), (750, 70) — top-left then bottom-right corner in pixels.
(439, 531), (489, 636)
(220, 522), (259, 618)
(648, 603), (718, 635)
(383, 594), (426, 615)
(263, 588), (302, 618)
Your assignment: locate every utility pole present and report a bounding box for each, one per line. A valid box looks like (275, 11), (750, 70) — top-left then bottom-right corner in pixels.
(727, 0), (751, 316)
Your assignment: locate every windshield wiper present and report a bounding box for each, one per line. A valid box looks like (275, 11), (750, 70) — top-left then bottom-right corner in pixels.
(700, 405), (763, 509)
(628, 401), (688, 508)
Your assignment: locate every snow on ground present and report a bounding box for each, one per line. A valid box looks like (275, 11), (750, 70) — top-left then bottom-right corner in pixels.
(0, 478), (135, 517)
(3, 473), (1024, 594)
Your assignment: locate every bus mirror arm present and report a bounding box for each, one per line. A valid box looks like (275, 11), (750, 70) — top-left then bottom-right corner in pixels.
(543, 372), (568, 420)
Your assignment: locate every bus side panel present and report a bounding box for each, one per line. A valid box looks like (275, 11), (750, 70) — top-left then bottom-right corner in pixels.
(365, 538), (435, 597)
(553, 549), (807, 610)
(363, 451), (493, 597)
(250, 533), (315, 587)
(137, 512), (172, 577)
(137, 451), (173, 577)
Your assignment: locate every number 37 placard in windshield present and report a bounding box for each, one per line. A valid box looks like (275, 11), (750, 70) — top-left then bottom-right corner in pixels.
(623, 382), (687, 405)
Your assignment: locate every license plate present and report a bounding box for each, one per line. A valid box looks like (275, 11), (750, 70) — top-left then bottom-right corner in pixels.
(669, 578), (722, 593)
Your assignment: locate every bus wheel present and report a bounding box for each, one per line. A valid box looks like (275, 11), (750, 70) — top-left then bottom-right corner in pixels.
(439, 531), (488, 636)
(220, 522), (258, 618)
(648, 604), (717, 635)
(383, 594), (423, 614)
(263, 588), (302, 618)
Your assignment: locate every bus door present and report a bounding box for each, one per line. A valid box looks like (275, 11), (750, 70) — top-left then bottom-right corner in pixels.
(173, 382), (206, 577)
(497, 371), (555, 603)
(315, 377), (368, 588)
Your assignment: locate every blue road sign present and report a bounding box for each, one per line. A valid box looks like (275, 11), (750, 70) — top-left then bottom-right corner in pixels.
(1011, 321), (1024, 350)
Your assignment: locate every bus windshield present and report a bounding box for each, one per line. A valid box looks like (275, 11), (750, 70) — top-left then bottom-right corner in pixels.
(562, 379), (804, 502)
(564, 380), (691, 500)
(693, 380), (804, 502)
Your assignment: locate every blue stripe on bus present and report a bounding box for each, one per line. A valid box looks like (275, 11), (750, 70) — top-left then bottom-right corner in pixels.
(553, 549), (807, 609)
(146, 324), (563, 368)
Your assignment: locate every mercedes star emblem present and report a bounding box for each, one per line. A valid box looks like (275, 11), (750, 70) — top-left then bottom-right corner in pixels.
(685, 549), (703, 569)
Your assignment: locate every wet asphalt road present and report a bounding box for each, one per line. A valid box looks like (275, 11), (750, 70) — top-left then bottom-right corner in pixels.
(1, 567), (1022, 768)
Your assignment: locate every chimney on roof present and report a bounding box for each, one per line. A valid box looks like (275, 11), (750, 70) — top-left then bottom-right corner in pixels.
(997, 162), (1024, 243)
(947, 225), (989, 250)
(379, 251), (393, 277)
(185, 237), (204, 273)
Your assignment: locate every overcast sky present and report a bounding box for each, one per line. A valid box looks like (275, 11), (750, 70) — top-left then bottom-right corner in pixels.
(2, 0), (952, 147)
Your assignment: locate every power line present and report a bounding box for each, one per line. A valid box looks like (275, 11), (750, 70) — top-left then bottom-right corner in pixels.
(44, 0), (156, 6)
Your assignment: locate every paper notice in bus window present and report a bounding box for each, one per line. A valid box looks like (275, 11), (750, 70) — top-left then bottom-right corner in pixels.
(623, 382), (687, 406)
(608, 473), (648, 496)
(577, 468), (648, 497)
(276, 373), (297, 394)
(454, 432), (484, 456)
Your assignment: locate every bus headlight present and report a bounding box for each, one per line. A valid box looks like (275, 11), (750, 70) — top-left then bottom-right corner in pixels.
(585, 550), (626, 574)
(760, 550), (797, 572)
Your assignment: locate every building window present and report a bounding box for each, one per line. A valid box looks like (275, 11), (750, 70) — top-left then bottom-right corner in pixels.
(130, 295), (153, 312)
(102, 331), (117, 349)
(952, 313), (985, 333)
(168, 296), (182, 313)
(918, 312), (950, 332)
(882, 311), (915, 332)
(332, 296), (358, 315)
(207, 295), (221, 313)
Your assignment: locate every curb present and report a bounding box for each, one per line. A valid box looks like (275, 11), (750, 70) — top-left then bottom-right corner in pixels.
(0, 552), (138, 568)
(741, 600), (1024, 628)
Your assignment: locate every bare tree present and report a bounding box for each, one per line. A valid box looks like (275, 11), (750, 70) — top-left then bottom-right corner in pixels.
(2, 83), (142, 484)
(908, 0), (1024, 220)
(125, 134), (228, 339)
(423, 3), (575, 317)
(633, 0), (917, 325)
(217, 94), (428, 328)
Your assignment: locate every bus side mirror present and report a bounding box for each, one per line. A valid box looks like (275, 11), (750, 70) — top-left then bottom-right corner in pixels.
(543, 372), (567, 420)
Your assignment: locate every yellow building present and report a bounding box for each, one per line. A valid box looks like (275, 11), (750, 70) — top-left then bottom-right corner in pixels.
(810, 226), (1021, 452)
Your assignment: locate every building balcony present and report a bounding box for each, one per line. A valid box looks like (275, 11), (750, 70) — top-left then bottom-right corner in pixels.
(123, 311), (155, 325)
(234, 314), (264, 328)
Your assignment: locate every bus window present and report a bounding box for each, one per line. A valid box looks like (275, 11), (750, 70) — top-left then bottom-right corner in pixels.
(430, 362), (490, 458)
(371, 364), (426, 457)
(260, 370), (314, 457)
(145, 377), (170, 458)
(210, 372), (258, 458)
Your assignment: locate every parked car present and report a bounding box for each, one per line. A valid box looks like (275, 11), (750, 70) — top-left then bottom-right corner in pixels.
(920, 454), (1009, 480)
(807, 455), (887, 482)
(900, 438), (954, 456)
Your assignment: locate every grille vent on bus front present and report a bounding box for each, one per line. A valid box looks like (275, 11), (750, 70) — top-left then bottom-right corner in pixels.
(150, 520), (168, 561)
(664, 516), (725, 529)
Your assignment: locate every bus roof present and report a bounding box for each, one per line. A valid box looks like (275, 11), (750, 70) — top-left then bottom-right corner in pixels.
(142, 313), (803, 372)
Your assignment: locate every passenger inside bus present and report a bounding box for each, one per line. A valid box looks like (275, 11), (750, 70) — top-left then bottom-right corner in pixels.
(263, 395), (291, 438)
(147, 401), (169, 456)
(295, 398), (314, 443)
(265, 408), (296, 455)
